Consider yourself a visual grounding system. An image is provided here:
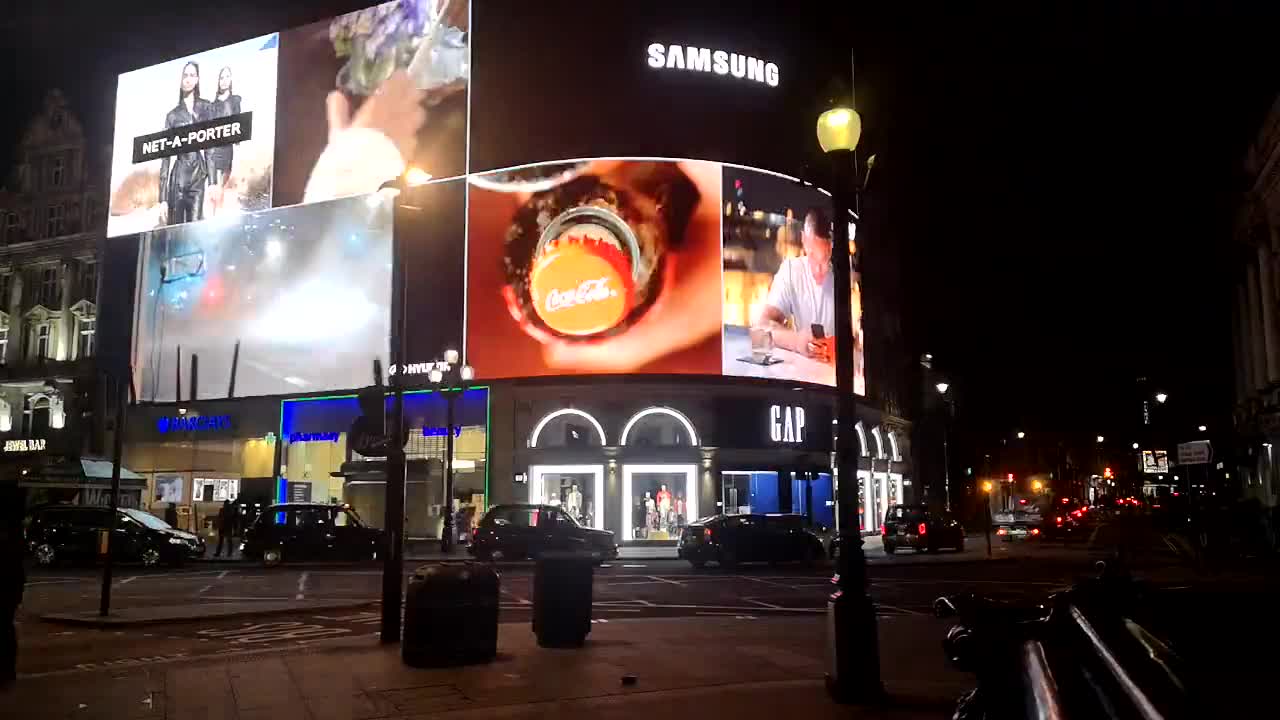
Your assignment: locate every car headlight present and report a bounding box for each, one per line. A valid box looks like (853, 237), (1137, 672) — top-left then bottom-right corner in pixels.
(239, 542), (246, 551)
(169, 537), (186, 545)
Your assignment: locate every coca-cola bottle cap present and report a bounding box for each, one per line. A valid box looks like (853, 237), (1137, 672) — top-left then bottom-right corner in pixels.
(529, 234), (635, 337)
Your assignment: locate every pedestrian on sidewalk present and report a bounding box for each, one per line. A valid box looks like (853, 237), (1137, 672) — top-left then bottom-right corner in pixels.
(0, 484), (26, 688)
(214, 499), (239, 557)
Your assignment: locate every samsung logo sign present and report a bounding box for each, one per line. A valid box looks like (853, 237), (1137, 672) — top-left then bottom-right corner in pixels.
(156, 415), (232, 434)
(646, 43), (779, 87)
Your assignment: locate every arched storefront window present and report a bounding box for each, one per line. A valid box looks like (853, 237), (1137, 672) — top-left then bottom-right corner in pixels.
(527, 408), (608, 529)
(620, 407), (699, 542)
(620, 407), (698, 447)
(528, 408), (607, 448)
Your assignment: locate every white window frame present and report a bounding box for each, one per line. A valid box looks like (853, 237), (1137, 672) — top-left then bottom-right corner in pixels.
(45, 205), (63, 238)
(39, 267), (58, 305)
(34, 323), (50, 360)
(0, 311), (9, 365)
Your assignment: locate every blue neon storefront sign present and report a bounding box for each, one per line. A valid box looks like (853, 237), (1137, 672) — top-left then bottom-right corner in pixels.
(289, 431), (340, 443)
(156, 415), (233, 433)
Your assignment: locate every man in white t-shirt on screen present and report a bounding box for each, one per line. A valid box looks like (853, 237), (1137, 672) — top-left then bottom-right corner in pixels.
(756, 206), (836, 362)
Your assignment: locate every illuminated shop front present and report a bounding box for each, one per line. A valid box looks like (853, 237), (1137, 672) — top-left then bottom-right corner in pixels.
(279, 388), (489, 539)
(506, 380), (911, 543)
(124, 397), (279, 536)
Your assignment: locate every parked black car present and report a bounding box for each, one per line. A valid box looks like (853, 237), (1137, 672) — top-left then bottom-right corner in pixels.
(241, 503), (384, 567)
(882, 504), (965, 554)
(678, 513), (826, 568)
(26, 504), (205, 567)
(468, 504), (618, 562)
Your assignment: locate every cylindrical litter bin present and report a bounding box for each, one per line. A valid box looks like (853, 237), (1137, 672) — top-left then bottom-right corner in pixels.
(533, 551), (594, 647)
(402, 562), (500, 667)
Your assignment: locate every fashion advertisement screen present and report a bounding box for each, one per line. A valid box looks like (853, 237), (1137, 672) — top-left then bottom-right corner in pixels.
(108, 0), (470, 238)
(133, 193), (392, 402)
(108, 34), (280, 238)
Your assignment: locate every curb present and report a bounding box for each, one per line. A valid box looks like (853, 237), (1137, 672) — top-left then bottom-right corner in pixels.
(40, 599), (376, 627)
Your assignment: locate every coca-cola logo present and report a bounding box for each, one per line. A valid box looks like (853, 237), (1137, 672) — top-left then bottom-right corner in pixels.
(544, 277), (618, 313)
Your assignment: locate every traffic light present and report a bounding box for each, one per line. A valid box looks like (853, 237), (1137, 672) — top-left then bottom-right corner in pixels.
(1007, 473), (1014, 482)
(981, 480), (993, 493)
(349, 359), (402, 457)
(1103, 467), (1113, 479)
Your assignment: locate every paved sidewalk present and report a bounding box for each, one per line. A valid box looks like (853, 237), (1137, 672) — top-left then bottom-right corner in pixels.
(3, 614), (969, 719)
(41, 599), (374, 626)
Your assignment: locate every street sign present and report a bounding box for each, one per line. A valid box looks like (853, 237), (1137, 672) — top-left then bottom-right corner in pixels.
(1177, 440), (1212, 465)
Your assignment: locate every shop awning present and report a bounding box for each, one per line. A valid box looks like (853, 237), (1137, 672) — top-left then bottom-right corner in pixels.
(18, 455), (146, 489)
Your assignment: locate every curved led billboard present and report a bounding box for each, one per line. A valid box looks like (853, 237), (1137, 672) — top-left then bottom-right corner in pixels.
(119, 1), (863, 401)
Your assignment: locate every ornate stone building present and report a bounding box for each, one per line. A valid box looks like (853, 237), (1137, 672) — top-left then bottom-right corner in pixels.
(1232, 92), (1280, 509)
(0, 89), (117, 504)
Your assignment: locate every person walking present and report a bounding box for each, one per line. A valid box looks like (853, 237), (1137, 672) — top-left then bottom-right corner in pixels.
(0, 484), (27, 688)
(214, 499), (239, 558)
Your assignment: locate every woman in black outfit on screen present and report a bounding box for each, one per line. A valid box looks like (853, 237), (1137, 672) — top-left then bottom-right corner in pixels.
(206, 66), (242, 187)
(158, 61), (212, 225)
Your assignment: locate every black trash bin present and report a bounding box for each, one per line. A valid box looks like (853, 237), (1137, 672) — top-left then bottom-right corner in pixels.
(533, 551), (594, 647)
(402, 562), (500, 667)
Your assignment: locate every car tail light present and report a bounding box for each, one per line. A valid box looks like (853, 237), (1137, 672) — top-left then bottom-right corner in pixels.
(1056, 516), (1063, 524)
(996, 528), (1008, 536)
(917, 523), (928, 536)
(1030, 528), (1041, 536)
(703, 527), (713, 542)
(880, 524), (887, 536)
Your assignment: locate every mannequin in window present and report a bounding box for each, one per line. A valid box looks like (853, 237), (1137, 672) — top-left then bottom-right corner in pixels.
(644, 492), (656, 537)
(656, 484), (672, 530)
(567, 483), (582, 521)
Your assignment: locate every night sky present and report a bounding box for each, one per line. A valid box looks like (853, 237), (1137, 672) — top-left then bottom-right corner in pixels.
(2, 2), (1277, 442)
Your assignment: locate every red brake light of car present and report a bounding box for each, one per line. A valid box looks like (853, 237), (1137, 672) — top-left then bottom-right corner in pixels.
(703, 527), (713, 541)
(1030, 528), (1041, 535)
(1055, 516), (1063, 524)
(996, 528), (1008, 536)
(917, 522), (928, 536)
(880, 524), (887, 536)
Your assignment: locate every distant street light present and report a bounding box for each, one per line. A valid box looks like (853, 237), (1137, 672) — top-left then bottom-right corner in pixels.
(1155, 392), (1168, 404)
(1096, 435), (1105, 443)
(1132, 442), (1140, 450)
(1032, 480), (1044, 492)
(1198, 425), (1207, 432)
(1016, 431), (1026, 439)
(935, 382), (949, 394)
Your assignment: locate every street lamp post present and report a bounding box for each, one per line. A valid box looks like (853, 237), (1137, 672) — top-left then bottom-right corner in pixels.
(981, 480), (993, 558)
(816, 103), (882, 704)
(429, 350), (474, 554)
(377, 168), (431, 643)
(936, 382), (952, 511)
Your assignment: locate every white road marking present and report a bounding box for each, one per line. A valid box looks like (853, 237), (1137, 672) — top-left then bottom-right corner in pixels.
(745, 598), (783, 609)
(197, 595), (293, 601)
(296, 571), (309, 600)
(198, 585), (213, 595)
(217, 570), (229, 580)
(737, 575), (795, 589)
(117, 576), (138, 586)
(621, 564), (648, 568)
(646, 575), (684, 587)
